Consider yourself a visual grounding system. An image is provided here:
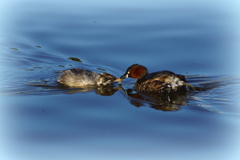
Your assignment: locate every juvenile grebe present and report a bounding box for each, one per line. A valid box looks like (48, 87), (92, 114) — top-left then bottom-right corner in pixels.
(57, 68), (120, 87)
(120, 64), (194, 92)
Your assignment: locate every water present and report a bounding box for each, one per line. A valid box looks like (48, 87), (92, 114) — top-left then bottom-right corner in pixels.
(1, 0), (240, 159)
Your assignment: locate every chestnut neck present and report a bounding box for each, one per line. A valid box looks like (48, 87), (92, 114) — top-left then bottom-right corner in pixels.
(129, 64), (148, 79)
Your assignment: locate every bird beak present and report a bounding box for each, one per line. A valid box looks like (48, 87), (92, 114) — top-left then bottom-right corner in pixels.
(114, 78), (122, 82)
(114, 78), (123, 85)
(120, 73), (128, 79)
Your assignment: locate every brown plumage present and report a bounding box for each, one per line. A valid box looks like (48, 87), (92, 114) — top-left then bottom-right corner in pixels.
(120, 64), (194, 92)
(57, 68), (120, 87)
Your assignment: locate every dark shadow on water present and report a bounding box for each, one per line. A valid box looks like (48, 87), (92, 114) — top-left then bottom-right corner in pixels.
(119, 75), (240, 112)
(25, 82), (120, 96)
(57, 84), (119, 96)
(68, 57), (83, 63)
(120, 88), (189, 111)
(25, 81), (193, 111)
(7, 74), (239, 112)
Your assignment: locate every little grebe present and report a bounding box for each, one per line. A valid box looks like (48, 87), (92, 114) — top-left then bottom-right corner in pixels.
(120, 64), (194, 92)
(57, 68), (120, 87)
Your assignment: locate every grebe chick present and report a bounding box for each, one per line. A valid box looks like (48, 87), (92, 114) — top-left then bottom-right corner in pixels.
(120, 64), (194, 92)
(57, 68), (120, 87)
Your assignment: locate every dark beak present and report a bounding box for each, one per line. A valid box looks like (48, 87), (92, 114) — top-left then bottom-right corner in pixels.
(120, 73), (128, 80)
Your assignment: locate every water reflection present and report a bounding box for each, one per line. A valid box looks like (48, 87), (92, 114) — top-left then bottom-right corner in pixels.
(27, 74), (239, 112)
(31, 81), (189, 111)
(58, 84), (119, 96)
(121, 88), (188, 111)
(118, 75), (240, 112)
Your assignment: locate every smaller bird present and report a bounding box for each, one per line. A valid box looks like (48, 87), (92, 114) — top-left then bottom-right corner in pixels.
(57, 68), (121, 87)
(120, 64), (194, 92)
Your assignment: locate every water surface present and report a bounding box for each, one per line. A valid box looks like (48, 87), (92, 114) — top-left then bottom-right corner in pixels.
(1, 0), (240, 159)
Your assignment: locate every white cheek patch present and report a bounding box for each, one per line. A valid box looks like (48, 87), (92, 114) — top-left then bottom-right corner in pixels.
(125, 71), (130, 78)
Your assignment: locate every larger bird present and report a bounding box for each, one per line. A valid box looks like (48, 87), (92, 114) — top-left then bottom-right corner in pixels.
(120, 64), (194, 92)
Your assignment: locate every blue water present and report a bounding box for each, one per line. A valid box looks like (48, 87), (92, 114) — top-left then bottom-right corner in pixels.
(1, 0), (240, 159)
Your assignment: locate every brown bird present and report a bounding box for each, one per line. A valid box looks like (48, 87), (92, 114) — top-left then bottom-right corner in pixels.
(57, 68), (121, 87)
(120, 64), (194, 92)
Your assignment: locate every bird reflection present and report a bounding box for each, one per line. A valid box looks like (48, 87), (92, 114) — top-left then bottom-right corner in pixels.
(30, 82), (190, 110)
(60, 84), (190, 111)
(57, 83), (120, 96)
(121, 88), (190, 111)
